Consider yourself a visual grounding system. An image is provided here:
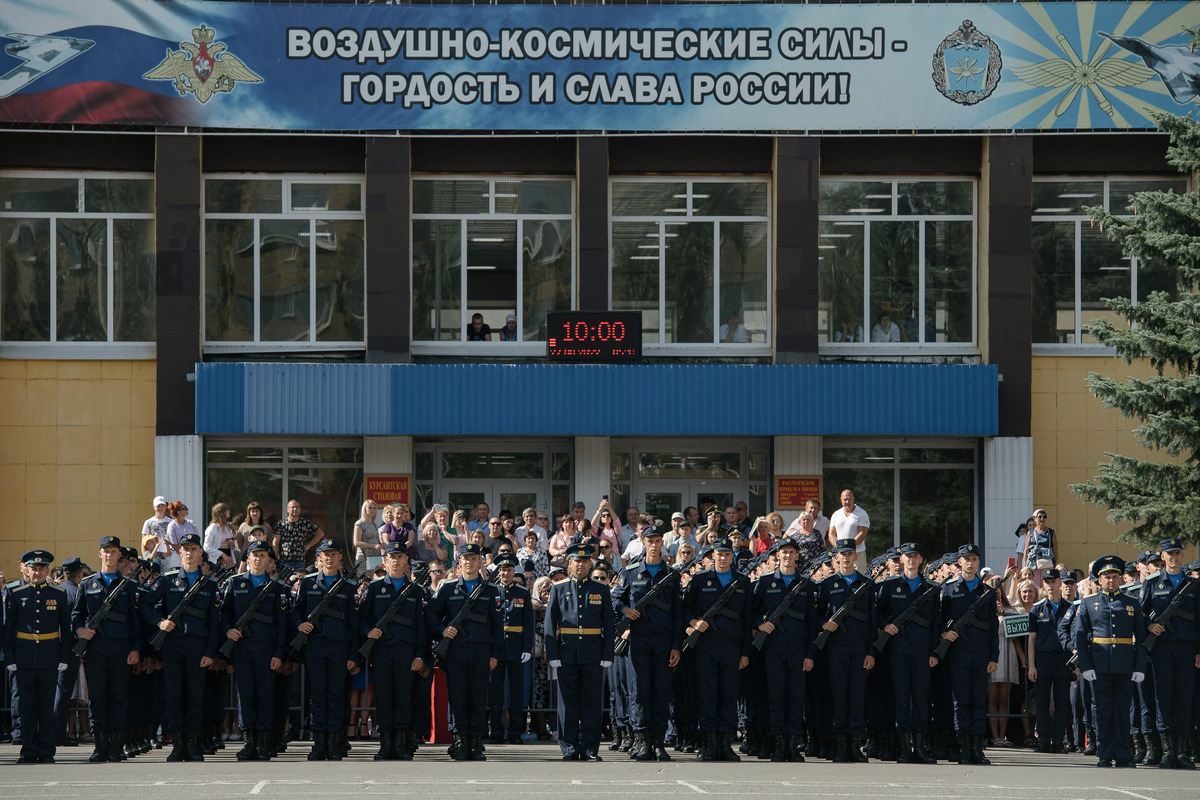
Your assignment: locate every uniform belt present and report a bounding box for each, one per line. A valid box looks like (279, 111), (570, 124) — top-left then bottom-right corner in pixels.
(323, 608), (345, 621)
(16, 631), (59, 642)
(967, 616), (990, 631)
(717, 607), (740, 620)
(503, 625), (524, 633)
(782, 608), (807, 622)
(105, 611), (127, 623)
(558, 627), (603, 635)
(648, 597), (672, 613)
(182, 605), (206, 618)
(466, 612), (488, 623)
(250, 612), (274, 624)
(907, 614), (931, 629)
(1091, 636), (1134, 645)
(844, 608), (868, 623)
(1175, 608), (1195, 622)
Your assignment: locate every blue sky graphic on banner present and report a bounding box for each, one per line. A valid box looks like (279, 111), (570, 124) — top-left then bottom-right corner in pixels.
(0, 0), (1198, 132)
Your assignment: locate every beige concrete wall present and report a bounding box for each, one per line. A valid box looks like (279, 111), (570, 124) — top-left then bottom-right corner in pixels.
(0, 360), (156, 574)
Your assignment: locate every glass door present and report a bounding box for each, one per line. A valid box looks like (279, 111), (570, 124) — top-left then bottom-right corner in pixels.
(495, 485), (540, 519)
(638, 483), (738, 521)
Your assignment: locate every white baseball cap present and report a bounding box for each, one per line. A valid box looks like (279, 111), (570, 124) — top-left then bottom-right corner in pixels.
(153, 496), (167, 507)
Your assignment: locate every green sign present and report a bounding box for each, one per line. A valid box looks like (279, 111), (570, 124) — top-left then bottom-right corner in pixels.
(1003, 613), (1030, 639)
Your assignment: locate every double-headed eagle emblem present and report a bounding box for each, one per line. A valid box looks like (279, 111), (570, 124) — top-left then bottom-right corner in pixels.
(143, 25), (261, 103)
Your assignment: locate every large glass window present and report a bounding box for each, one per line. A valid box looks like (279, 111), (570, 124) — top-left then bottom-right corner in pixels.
(203, 176), (365, 351)
(1, 173), (155, 348)
(1032, 177), (1187, 347)
(611, 179), (769, 349)
(412, 178), (573, 345)
(822, 443), (976, 561)
(819, 179), (975, 348)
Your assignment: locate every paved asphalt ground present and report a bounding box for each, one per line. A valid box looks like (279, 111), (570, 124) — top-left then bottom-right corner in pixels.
(1, 742), (1195, 799)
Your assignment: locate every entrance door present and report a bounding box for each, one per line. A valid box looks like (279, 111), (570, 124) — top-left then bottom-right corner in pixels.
(639, 483), (737, 521)
(444, 484), (544, 524)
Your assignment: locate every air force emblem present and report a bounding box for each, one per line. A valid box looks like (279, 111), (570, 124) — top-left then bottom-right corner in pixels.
(932, 20), (1002, 106)
(143, 25), (261, 103)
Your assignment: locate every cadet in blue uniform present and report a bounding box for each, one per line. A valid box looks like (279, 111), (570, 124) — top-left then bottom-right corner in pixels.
(1139, 537), (1200, 769)
(5, 550), (70, 764)
(1076, 555), (1148, 768)
(71, 535), (141, 763)
(428, 542), (503, 761)
(1129, 550), (1163, 765)
(489, 552), (534, 745)
(683, 536), (752, 762)
(141, 532), (220, 762)
(54, 556), (84, 749)
(939, 543), (999, 765)
(221, 540), (288, 761)
(546, 541), (615, 761)
(614, 524), (682, 762)
(751, 536), (817, 762)
(1028, 567), (1072, 753)
(291, 538), (360, 762)
(358, 541), (428, 761)
(811, 537), (877, 763)
(874, 541), (940, 764)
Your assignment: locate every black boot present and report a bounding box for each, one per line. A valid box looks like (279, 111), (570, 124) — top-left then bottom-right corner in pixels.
(187, 732), (205, 762)
(396, 729), (413, 761)
(237, 730), (259, 761)
(911, 733), (936, 764)
(469, 736), (487, 761)
(255, 731), (272, 761)
(327, 731), (344, 761)
(721, 732), (740, 762)
(698, 731), (718, 761)
(633, 730), (655, 761)
(608, 725), (624, 751)
(958, 734), (972, 765)
(89, 732), (110, 764)
(374, 730), (393, 761)
(788, 734), (805, 762)
(1175, 734), (1195, 769)
(756, 728), (773, 760)
(165, 734), (185, 762)
(108, 732), (125, 762)
(848, 735), (868, 763)
(740, 728), (755, 756)
(833, 734), (849, 763)
(308, 731), (328, 761)
(771, 734), (788, 762)
(655, 730), (672, 762)
(620, 725), (634, 752)
(1145, 731), (1163, 766)
(972, 734), (991, 765)
(878, 731), (898, 761)
(448, 733), (468, 761)
(1083, 730), (1097, 756)
(819, 732), (835, 760)
(1159, 733), (1178, 769)
(896, 732), (913, 763)
(1133, 733), (1147, 763)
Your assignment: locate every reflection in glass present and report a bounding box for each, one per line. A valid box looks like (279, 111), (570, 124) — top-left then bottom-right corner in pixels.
(819, 181), (891, 215)
(412, 180), (489, 215)
(747, 451), (768, 481)
(412, 219), (461, 341)
(1032, 181), (1102, 215)
(611, 182), (687, 216)
(291, 183), (361, 213)
(693, 182), (768, 217)
(259, 219), (310, 342)
(85, 179), (154, 214)
(897, 181), (972, 216)
(495, 180), (572, 215)
(0, 177), (77, 213)
(288, 466), (364, 554)
(898, 469), (974, 560)
(824, 448), (894, 463)
(205, 447), (283, 464)
(610, 451), (631, 481)
(1108, 179), (1188, 214)
(718, 221), (768, 342)
(1080, 224), (1130, 343)
(441, 452), (544, 480)
(665, 221), (713, 342)
(1032, 221), (1076, 343)
(414, 451), (434, 481)
(206, 467), (284, 533)
(522, 219), (570, 341)
(205, 219), (255, 341)
(924, 220), (972, 343)
(552, 453), (571, 481)
(314, 219), (365, 342)
(868, 221), (917, 343)
(638, 452), (740, 479)
(611, 221), (660, 343)
(289, 448), (363, 464)
(114, 218), (155, 341)
(899, 448), (975, 464)
(205, 180), (282, 214)
(467, 220), (517, 335)
(56, 218), (107, 342)
(818, 221), (865, 343)
(1, 218), (51, 341)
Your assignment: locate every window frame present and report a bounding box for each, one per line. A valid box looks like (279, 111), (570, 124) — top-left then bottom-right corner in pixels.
(410, 175), (575, 357)
(0, 170), (156, 359)
(201, 173), (367, 354)
(1031, 174), (1187, 356)
(817, 176), (978, 357)
(608, 176), (772, 357)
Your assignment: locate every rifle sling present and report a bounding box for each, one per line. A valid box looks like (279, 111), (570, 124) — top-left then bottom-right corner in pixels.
(717, 606), (740, 621)
(648, 595), (673, 613)
(250, 611), (274, 624)
(104, 611), (127, 623)
(782, 607), (807, 622)
(322, 608), (345, 621)
(181, 605), (206, 618)
(967, 615), (989, 631)
(906, 613), (931, 629)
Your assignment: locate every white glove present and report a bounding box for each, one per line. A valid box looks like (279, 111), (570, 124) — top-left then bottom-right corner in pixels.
(521, 652), (531, 663)
(1131, 671), (1145, 684)
(1081, 669), (1097, 682)
(549, 659), (562, 669)
(600, 660), (612, 668)
(6, 664), (15, 673)
(57, 662), (68, 672)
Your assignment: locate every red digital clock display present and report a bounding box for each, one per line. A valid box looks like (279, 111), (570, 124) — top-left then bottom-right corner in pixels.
(546, 311), (642, 362)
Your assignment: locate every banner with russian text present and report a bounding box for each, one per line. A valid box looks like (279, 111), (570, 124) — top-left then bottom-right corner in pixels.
(1, 0), (1197, 132)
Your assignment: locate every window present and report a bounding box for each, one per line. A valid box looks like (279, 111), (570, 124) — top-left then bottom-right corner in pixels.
(610, 178), (769, 351)
(0, 173), (154, 354)
(1032, 177), (1186, 349)
(411, 177), (573, 349)
(818, 179), (976, 350)
(203, 176), (365, 351)
(822, 443), (977, 561)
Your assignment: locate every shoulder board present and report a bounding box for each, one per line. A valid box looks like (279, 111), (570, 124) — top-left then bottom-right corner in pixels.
(370, 576), (389, 585)
(46, 583), (67, 593)
(163, 569), (180, 578)
(11, 582), (31, 592)
(880, 575), (902, 584)
(944, 576), (962, 585)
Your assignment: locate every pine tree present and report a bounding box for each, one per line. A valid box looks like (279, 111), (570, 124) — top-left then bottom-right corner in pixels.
(1069, 112), (1200, 546)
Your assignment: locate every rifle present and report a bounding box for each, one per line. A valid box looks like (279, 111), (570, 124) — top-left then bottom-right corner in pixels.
(751, 572), (813, 651)
(288, 566), (361, 658)
(358, 578), (421, 659)
(1142, 576), (1198, 653)
(813, 574), (875, 651)
(872, 581), (939, 653)
(614, 556), (695, 658)
(217, 567), (293, 659)
(148, 568), (230, 651)
(72, 575), (133, 658)
(432, 578), (489, 660)
(932, 583), (996, 660)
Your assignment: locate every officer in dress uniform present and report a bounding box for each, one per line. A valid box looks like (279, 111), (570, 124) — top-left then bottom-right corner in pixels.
(1028, 567), (1073, 754)
(1076, 555), (1148, 768)
(141, 532), (220, 762)
(874, 541), (940, 764)
(751, 536), (817, 762)
(939, 543), (999, 766)
(811, 537), (876, 763)
(5, 550), (70, 763)
(488, 552), (534, 745)
(291, 538), (359, 762)
(546, 541), (615, 761)
(221, 540), (288, 761)
(358, 540), (427, 761)
(1139, 537), (1200, 769)
(428, 542), (502, 761)
(683, 536), (752, 762)
(71, 536), (141, 763)
(614, 524), (682, 762)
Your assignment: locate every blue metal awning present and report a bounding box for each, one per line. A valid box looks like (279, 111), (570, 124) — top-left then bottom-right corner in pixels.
(195, 362), (998, 437)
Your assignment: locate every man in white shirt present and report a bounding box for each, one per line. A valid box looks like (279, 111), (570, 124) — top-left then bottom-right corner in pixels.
(827, 489), (869, 554)
(515, 507), (548, 549)
(786, 499), (830, 539)
(619, 506), (641, 552)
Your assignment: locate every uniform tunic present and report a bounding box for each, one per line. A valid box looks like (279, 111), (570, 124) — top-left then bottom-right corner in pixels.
(683, 568), (752, 735)
(489, 580), (535, 739)
(615, 559), (683, 733)
(289, 572), (360, 734)
(5, 580), (70, 760)
(875, 574), (941, 734)
(428, 577), (503, 738)
(939, 577), (999, 736)
(141, 569), (220, 735)
(752, 570), (817, 736)
(357, 576), (428, 733)
(1075, 589), (1148, 762)
(221, 573), (288, 731)
(70, 572), (141, 734)
(545, 575), (616, 757)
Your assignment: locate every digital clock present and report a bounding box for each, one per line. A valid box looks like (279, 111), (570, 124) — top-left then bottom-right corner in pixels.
(546, 311), (642, 363)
